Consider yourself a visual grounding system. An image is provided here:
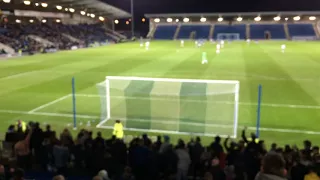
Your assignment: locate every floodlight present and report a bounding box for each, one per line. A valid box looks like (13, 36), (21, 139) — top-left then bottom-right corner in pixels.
(309, 16), (316, 20)
(99, 16), (105, 21)
(41, 3), (48, 7)
(236, 17), (243, 22)
(56, 5), (62, 10)
(254, 16), (261, 21)
(90, 14), (95, 18)
(183, 18), (189, 22)
(29, 19), (34, 23)
(16, 19), (21, 23)
(175, 19), (179, 22)
(114, 19), (119, 24)
(167, 18), (173, 22)
(24, 0), (31, 5)
(68, 8), (75, 13)
(200, 17), (206, 22)
(35, 2), (39, 6)
(142, 18), (146, 22)
(3, 0), (11, 3)
(87, 13), (90, 16)
(56, 19), (61, 23)
(274, 16), (281, 21)
(65, 8), (68, 11)
(154, 18), (160, 23)
(293, 16), (300, 21)
(285, 17), (288, 21)
(126, 21), (129, 25)
(218, 17), (223, 22)
(41, 19), (47, 23)
(80, 11), (86, 15)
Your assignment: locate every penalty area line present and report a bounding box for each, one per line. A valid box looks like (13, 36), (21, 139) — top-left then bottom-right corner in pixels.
(28, 94), (72, 113)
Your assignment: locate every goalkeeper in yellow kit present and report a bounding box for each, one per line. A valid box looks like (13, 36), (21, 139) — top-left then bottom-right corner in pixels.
(113, 120), (124, 139)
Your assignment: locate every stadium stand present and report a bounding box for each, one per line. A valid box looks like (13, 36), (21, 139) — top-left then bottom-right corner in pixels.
(250, 24), (286, 39)
(153, 25), (178, 39)
(213, 24), (246, 39)
(287, 23), (316, 37)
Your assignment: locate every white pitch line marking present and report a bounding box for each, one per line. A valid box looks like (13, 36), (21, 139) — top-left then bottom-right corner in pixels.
(28, 94), (72, 113)
(0, 109), (320, 135)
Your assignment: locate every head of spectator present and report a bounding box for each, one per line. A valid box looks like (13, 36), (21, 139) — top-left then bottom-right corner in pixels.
(313, 146), (319, 156)
(97, 170), (110, 180)
(12, 168), (24, 180)
(304, 140), (312, 151)
(163, 135), (170, 143)
(177, 139), (185, 149)
(46, 124), (51, 132)
(7, 125), (15, 133)
(255, 152), (286, 180)
(214, 136), (221, 143)
(270, 143), (277, 152)
(196, 136), (201, 143)
(52, 175), (65, 180)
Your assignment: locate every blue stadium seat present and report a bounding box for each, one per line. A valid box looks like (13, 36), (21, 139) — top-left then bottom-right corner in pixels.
(213, 24), (246, 39)
(250, 24), (286, 39)
(177, 25), (211, 39)
(153, 25), (177, 39)
(287, 24), (316, 37)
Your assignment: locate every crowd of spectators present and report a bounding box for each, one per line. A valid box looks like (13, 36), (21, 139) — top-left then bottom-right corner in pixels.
(1, 121), (320, 180)
(0, 22), (119, 54)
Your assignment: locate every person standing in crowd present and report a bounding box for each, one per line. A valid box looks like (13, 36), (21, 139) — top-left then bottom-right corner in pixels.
(113, 120), (124, 139)
(15, 120), (26, 132)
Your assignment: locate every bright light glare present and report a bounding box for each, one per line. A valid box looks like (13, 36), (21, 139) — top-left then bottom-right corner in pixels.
(274, 16), (281, 21)
(183, 18), (189, 22)
(56, 5), (62, 10)
(41, 3), (48, 7)
(200, 17), (206, 22)
(69, 8), (75, 13)
(218, 17), (223, 22)
(35, 2), (39, 6)
(3, 0), (11, 3)
(114, 19), (119, 24)
(254, 16), (261, 21)
(90, 14), (95, 18)
(65, 8), (69, 11)
(154, 18), (160, 23)
(16, 19), (21, 23)
(309, 16), (316, 20)
(237, 17), (243, 22)
(80, 11), (86, 15)
(293, 16), (300, 21)
(56, 19), (61, 23)
(175, 19), (179, 22)
(24, 0), (31, 5)
(167, 18), (173, 22)
(42, 19), (47, 23)
(99, 16), (105, 21)
(29, 19), (34, 23)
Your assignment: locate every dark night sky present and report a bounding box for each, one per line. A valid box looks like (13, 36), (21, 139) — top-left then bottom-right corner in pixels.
(104, 0), (320, 34)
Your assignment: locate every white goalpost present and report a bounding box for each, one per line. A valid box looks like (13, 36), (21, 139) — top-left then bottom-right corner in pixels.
(97, 76), (240, 138)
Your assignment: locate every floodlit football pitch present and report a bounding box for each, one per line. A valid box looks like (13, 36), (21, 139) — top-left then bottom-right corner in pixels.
(1, 40), (320, 146)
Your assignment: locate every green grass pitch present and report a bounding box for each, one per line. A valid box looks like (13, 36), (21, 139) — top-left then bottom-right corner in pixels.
(1, 40), (320, 147)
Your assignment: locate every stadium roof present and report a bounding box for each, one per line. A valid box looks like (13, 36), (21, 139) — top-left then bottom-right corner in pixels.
(47, 0), (131, 18)
(145, 11), (320, 18)
(0, 0), (131, 18)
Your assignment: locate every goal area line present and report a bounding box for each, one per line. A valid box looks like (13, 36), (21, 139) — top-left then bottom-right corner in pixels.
(1, 108), (320, 135)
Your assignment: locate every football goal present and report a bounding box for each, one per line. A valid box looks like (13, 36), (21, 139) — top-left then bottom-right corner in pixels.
(217, 33), (240, 41)
(96, 76), (240, 138)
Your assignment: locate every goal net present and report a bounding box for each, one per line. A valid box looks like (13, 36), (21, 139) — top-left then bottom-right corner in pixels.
(217, 33), (240, 41)
(97, 76), (240, 138)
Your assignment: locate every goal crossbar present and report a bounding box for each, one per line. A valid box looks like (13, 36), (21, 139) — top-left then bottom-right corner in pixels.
(106, 76), (240, 85)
